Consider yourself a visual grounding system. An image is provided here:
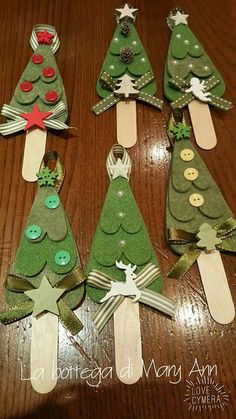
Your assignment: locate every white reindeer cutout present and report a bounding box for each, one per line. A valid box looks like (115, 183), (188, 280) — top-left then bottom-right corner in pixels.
(100, 261), (141, 303)
(186, 77), (212, 103)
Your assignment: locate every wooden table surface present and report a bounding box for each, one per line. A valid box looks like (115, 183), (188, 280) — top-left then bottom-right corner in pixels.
(0, 0), (235, 418)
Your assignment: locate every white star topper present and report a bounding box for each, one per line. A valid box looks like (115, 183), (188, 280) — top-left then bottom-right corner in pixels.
(171, 11), (189, 26)
(116, 4), (138, 21)
(111, 158), (129, 179)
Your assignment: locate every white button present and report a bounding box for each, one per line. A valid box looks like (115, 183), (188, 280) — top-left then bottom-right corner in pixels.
(180, 149), (195, 162)
(117, 190), (124, 197)
(184, 168), (199, 181)
(189, 193), (204, 207)
(118, 212), (125, 219)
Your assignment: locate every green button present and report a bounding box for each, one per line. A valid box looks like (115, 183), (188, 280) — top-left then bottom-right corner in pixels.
(25, 225), (42, 240)
(45, 195), (60, 209)
(55, 250), (71, 266)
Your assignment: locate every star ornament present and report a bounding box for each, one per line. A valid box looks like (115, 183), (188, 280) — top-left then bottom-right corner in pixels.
(111, 158), (129, 179)
(25, 276), (65, 317)
(36, 30), (54, 45)
(20, 103), (52, 131)
(116, 4), (138, 21)
(171, 11), (189, 26)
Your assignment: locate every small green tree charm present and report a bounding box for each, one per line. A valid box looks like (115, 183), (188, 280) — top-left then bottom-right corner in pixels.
(0, 151), (85, 335)
(87, 145), (175, 333)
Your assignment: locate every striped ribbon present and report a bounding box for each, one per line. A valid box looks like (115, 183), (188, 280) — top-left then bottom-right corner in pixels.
(0, 102), (69, 136)
(92, 71), (163, 115)
(106, 144), (132, 180)
(30, 24), (60, 54)
(170, 75), (232, 110)
(87, 263), (175, 333)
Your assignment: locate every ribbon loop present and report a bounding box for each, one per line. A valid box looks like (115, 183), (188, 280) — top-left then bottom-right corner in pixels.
(106, 144), (132, 181)
(88, 263), (175, 333)
(30, 24), (60, 54)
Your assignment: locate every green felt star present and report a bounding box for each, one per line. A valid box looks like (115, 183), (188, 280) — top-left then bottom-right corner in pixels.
(197, 223), (222, 251)
(111, 158), (129, 180)
(25, 276), (65, 317)
(36, 167), (58, 187)
(170, 123), (191, 140)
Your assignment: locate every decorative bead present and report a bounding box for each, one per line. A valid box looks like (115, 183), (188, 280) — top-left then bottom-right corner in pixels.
(20, 81), (33, 92)
(43, 66), (55, 78)
(32, 54), (44, 64)
(45, 195), (60, 209)
(45, 90), (58, 102)
(118, 212), (125, 219)
(183, 39), (189, 45)
(180, 149), (195, 162)
(25, 225), (42, 240)
(194, 45), (200, 49)
(184, 168), (199, 181)
(117, 190), (124, 197)
(189, 193), (204, 207)
(118, 240), (126, 247)
(55, 250), (71, 266)
(176, 33), (181, 39)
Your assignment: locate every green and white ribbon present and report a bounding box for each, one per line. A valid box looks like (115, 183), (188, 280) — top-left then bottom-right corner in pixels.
(0, 102), (69, 135)
(30, 24), (60, 54)
(87, 263), (175, 333)
(106, 144), (132, 180)
(170, 75), (232, 110)
(92, 71), (163, 115)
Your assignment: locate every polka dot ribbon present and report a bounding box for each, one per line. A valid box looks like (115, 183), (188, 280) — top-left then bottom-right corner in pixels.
(30, 24), (60, 54)
(106, 144), (132, 181)
(87, 263), (175, 333)
(170, 75), (232, 110)
(92, 71), (163, 115)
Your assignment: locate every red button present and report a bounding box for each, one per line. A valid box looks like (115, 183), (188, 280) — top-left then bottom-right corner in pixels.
(32, 54), (44, 64)
(45, 91), (58, 102)
(20, 81), (33, 92)
(43, 67), (55, 78)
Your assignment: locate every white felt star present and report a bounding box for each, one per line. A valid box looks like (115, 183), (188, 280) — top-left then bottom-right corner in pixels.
(111, 158), (129, 179)
(171, 11), (189, 26)
(116, 4), (138, 21)
(25, 276), (65, 317)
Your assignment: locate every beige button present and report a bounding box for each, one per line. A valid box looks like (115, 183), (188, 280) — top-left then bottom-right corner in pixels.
(189, 193), (204, 207)
(184, 167), (199, 181)
(180, 148), (194, 161)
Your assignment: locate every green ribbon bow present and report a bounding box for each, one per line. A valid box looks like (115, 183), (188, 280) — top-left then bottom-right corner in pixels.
(169, 75), (232, 110)
(0, 267), (86, 335)
(87, 263), (175, 333)
(168, 218), (236, 279)
(92, 71), (163, 115)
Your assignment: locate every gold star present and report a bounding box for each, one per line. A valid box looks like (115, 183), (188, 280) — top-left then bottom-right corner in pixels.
(25, 276), (65, 317)
(116, 4), (138, 21)
(171, 11), (189, 26)
(110, 158), (129, 180)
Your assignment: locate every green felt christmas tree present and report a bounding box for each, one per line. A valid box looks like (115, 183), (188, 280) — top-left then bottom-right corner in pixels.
(0, 24), (68, 136)
(0, 152), (85, 334)
(166, 111), (236, 272)
(164, 9), (231, 111)
(87, 145), (175, 333)
(92, 4), (162, 115)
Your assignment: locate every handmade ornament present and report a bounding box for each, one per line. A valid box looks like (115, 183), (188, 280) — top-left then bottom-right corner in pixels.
(166, 109), (236, 324)
(0, 151), (85, 393)
(0, 25), (69, 181)
(87, 145), (175, 384)
(164, 9), (232, 150)
(92, 4), (163, 147)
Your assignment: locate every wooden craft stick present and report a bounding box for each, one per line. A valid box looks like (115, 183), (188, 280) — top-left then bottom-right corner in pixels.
(188, 101), (217, 150)
(22, 128), (47, 182)
(30, 313), (58, 394)
(197, 250), (235, 324)
(116, 101), (137, 148)
(114, 298), (142, 384)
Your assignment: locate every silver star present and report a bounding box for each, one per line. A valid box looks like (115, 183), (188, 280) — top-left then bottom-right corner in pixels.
(111, 159), (129, 180)
(25, 276), (65, 317)
(116, 4), (138, 21)
(171, 11), (189, 26)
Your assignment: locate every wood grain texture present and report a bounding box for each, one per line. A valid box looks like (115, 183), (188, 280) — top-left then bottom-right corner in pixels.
(0, 0), (235, 418)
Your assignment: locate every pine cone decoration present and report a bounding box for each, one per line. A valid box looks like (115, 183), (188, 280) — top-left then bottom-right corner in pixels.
(120, 21), (130, 37)
(120, 47), (134, 64)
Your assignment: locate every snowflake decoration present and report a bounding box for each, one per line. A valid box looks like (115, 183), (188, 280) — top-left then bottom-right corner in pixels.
(170, 123), (191, 140)
(36, 30), (54, 45)
(36, 167), (58, 187)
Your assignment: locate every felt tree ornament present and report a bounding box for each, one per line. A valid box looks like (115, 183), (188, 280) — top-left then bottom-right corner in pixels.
(87, 145), (175, 384)
(164, 9), (232, 150)
(92, 4), (163, 147)
(166, 109), (236, 324)
(0, 151), (86, 394)
(0, 24), (69, 181)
